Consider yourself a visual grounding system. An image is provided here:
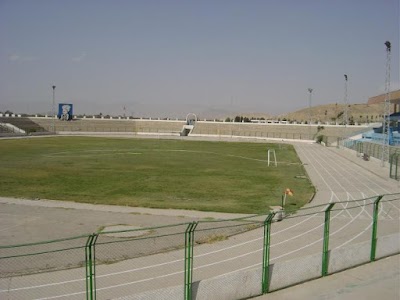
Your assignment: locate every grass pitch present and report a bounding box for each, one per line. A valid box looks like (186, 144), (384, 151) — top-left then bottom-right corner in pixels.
(0, 137), (314, 213)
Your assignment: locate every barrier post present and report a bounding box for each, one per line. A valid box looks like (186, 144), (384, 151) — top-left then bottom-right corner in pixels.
(262, 213), (275, 294)
(85, 234), (98, 300)
(371, 195), (383, 261)
(322, 203), (335, 276)
(184, 222), (198, 300)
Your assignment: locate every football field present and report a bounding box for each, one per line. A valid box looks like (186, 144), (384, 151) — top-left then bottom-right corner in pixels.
(0, 136), (313, 214)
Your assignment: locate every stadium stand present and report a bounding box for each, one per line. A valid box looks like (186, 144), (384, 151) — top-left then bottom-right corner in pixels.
(0, 116), (369, 145)
(0, 117), (47, 134)
(191, 121), (366, 145)
(30, 118), (185, 134)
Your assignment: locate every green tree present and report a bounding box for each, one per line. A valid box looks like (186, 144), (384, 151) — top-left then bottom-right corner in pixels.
(234, 116), (241, 122)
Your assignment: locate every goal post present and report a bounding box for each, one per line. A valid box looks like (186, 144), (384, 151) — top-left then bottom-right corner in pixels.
(267, 149), (277, 167)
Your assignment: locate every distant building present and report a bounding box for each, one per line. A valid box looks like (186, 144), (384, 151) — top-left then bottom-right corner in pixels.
(367, 90), (400, 113)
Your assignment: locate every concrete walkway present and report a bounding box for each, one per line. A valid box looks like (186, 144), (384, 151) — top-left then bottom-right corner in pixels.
(252, 254), (400, 300)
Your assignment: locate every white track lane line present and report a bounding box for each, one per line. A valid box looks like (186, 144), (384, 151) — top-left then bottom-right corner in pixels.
(31, 201), (364, 300)
(304, 146), (396, 250)
(328, 148), (399, 194)
(326, 150), (391, 192)
(302, 146), (375, 219)
(294, 145), (335, 192)
(3, 197), (346, 294)
(308, 147), (396, 217)
(23, 209), (373, 298)
(315, 148), (396, 199)
(31, 200), (360, 300)
(302, 145), (382, 232)
(2, 204), (327, 293)
(361, 192), (393, 220)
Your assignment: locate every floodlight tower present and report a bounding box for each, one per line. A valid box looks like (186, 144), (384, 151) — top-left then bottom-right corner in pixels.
(52, 85), (56, 133)
(308, 88), (313, 140)
(343, 74), (349, 138)
(381, 41), (391, 166)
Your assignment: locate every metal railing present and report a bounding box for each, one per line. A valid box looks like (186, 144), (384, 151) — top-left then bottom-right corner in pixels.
(342, 138), (399, 161)
(0, 193), (399, 300)
(353, 139), (400, 179)
(390, 152), (400, 180)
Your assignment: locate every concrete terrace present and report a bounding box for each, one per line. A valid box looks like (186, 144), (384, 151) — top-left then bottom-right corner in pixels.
(1, 116), (372, 145)
(191, 121), (366, 144)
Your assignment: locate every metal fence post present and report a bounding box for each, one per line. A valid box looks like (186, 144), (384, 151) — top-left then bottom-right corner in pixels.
(262, 213), (275, 294)
(390, 153), (399, 180)
(389, 154), (394, 178)
(371, 195), (383, 261)
(184, 222), (198, 300)
(85, 233), (98, 300)
(322, 203), (335, 276)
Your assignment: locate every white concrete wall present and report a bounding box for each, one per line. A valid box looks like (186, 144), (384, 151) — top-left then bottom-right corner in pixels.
(115, 233), (399, 300)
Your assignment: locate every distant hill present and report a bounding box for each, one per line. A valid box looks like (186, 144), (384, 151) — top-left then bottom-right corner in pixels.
(279, 103), (391, 124)
(231, 103), (391, 124)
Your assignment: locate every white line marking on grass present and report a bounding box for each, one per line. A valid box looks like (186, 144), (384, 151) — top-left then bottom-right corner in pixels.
(227, 154), (266, 162)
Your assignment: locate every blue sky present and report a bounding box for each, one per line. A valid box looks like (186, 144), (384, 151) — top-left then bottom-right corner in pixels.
(0, 0), (399, 118)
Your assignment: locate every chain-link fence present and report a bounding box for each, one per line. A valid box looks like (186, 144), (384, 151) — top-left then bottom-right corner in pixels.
(0, 235), (88, 299)
(191, 215), (264, 299)
(268, 203), (326, 291)
(341, 139), (400, 179)
(1, 194), (399, 300)
(342, 139), (399, 162)
(376, 193), (400, 258)
(95, 223), (188, 300)
(390, 152), (400, 180)
(328, 197), (375, 274)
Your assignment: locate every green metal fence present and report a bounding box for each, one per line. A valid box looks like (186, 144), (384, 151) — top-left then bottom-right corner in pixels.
(0, 193), (399, 300)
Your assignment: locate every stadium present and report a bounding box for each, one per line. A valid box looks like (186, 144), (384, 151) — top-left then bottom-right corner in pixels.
(0, 88), (399, 300)
(1, 2), (400, 299)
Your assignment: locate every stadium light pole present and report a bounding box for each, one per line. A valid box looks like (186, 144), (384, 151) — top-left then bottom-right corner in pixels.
(343, 74), (349, 139)
(381, 41), (391, 166)
(52, 85), (56, 133)
(308, 88), (313, 140)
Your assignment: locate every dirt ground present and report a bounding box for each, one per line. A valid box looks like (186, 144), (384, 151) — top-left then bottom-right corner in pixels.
(0, 197), (249, 246)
